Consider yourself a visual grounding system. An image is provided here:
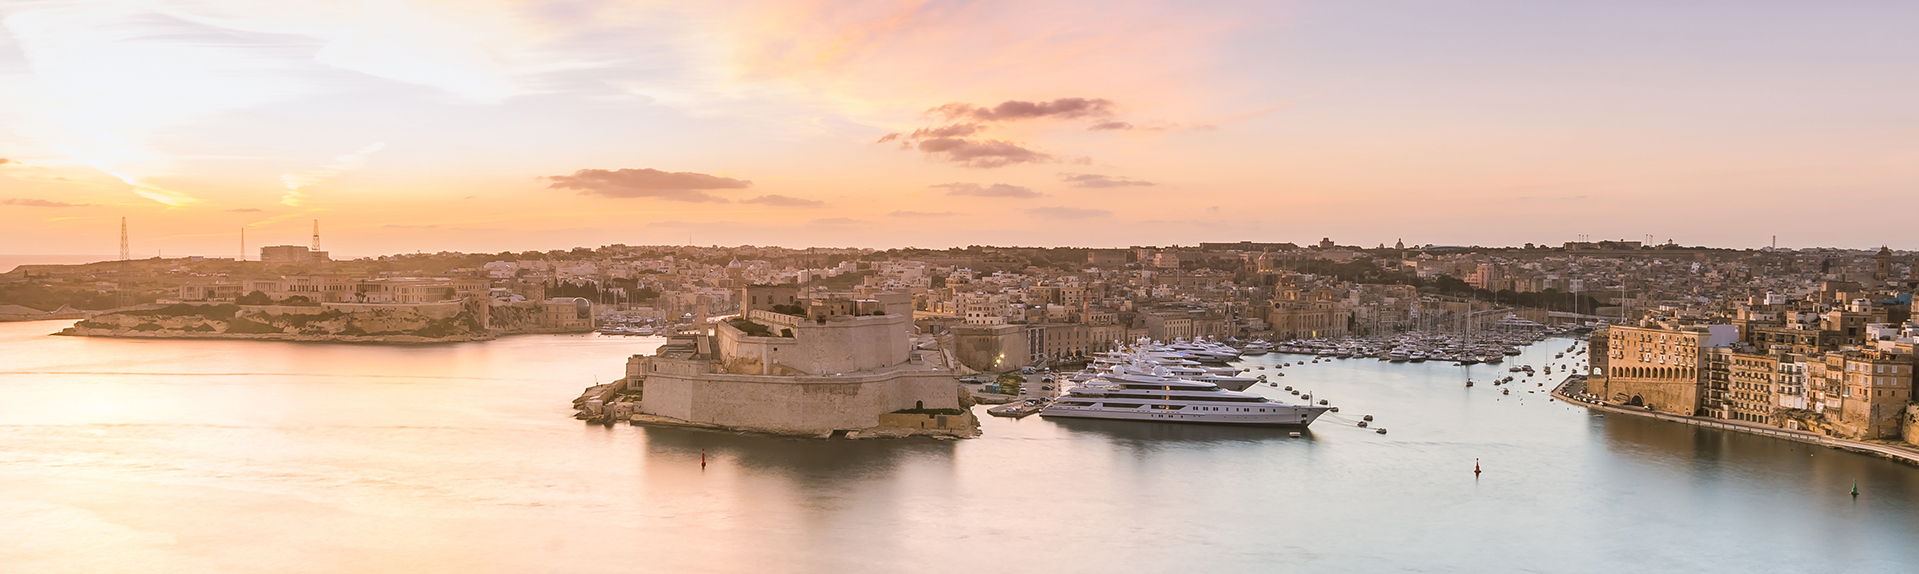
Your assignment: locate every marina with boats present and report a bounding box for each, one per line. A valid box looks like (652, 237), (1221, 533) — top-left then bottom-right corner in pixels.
(985, 313), (1600, 434)
(1261, 314), (1594, 365)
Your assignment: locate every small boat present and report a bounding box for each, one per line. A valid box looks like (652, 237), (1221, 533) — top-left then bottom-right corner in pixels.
(989, 398), (1049, 418)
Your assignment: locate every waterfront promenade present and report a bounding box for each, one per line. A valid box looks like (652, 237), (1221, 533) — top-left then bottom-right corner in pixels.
(1552, 376), (1919, 467)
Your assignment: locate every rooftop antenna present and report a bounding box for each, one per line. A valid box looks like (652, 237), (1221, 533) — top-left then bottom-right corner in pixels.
(119, 217), (129, 261)
(312, 220), (320, 250)
(240, 227), (246, 261)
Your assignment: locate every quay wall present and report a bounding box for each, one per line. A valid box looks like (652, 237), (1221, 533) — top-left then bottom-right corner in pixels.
(877, 412), (973, 432)
(1554, 376), (1919, 467)
(1905, 405), (1919, 447)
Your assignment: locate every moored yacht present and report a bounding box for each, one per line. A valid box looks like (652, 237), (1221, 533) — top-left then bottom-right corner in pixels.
(1041, 377), (1330, 426)
(1106, 361), (1260, 392)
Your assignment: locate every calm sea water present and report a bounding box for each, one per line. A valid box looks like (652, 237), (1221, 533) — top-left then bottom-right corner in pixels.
(3, 320), (1916, 573)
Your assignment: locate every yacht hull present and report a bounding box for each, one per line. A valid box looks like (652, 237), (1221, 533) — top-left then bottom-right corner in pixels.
(1211, 380), (1257, 392)
(1040, 405), (1329, 426)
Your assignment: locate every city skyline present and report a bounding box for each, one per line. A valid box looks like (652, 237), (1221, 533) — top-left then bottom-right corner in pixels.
(4, 1), (1918, 256)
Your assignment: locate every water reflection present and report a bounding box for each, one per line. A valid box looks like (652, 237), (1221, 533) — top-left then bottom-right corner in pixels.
(1047, 417), (1313, 444)
(636, 424), (957, 481)
(7, 320), (1919, 573)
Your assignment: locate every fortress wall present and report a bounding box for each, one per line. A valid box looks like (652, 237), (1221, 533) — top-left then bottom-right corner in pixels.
(638, 369), (957, 433)
(717, 314), (912, 375)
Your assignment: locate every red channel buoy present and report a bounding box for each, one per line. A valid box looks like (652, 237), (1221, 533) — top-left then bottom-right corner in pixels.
(701, 448), (707, 469)
(1474, 458), (1482, 476)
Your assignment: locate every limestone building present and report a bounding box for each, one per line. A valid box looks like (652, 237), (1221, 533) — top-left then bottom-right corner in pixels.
(1267, 300), (1351, 340)
(1725, 350), (1780, 423)
(1594, 324), (1738, 415)
(259, 245), (329, 266)
(950, 323), (1028, 372)
(1811, 350), (1913, 439)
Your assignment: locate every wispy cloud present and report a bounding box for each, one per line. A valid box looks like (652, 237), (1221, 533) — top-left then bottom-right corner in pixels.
(131, 187), (199, 207)
(934, 182), (1041, 198)
(281, 143), (387, 207)
(647, 220), (719, 229)
(227, 208), (265, 213)
(811, 217), (860, 225)
(889, 210), (956, 217)
(0, 159), (15, 165)
(0, 2), (559, 210)
(741, 194), (824, 207)
(0, 5), (329, 207)
(876, 123), (984, 143)
(1061, 173), (1155, 188)
(878, 97), (1133, 167)
(915, 139), (1052, 168)
(932, 98), (1115, 122)
(1027, 206), (1111, 219)
(547, 168), (751, 202)
(4, 198), (90, 207)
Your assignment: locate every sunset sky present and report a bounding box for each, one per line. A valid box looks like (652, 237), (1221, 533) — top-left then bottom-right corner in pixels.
(2, 1), (1915, 258)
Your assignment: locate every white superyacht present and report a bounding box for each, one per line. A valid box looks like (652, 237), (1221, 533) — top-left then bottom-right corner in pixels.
(1066, 349), (1260, 391)
(1104, 361), (1261, 392)
(1040, 377), (1331, 426)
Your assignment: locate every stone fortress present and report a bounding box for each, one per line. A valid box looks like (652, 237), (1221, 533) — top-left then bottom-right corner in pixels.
(604, 285), (978, 438)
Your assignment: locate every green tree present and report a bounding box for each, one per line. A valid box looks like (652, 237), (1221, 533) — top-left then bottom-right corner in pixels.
(995, 373), (1024, 395)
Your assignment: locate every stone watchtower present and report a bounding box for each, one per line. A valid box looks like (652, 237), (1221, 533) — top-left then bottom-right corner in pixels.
(1874, 246), (1892, 283)
(1909, 251), (1919, 287)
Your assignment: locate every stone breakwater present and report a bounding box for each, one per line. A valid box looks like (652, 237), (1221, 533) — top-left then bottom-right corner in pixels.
(60, 302), (495, 344)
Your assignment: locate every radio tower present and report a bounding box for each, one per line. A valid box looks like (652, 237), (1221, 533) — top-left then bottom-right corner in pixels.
(312, 220), (320, 250)
(116, 217), (132, 308)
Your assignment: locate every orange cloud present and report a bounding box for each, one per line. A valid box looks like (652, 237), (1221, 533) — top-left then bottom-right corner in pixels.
(546, 168), (751, 202)
(934, 182), (1041, 198)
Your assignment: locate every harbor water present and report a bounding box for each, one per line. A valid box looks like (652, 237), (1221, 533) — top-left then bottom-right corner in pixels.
(3, 320), (1916, 573)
